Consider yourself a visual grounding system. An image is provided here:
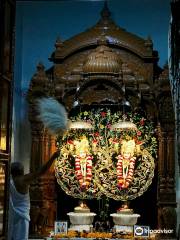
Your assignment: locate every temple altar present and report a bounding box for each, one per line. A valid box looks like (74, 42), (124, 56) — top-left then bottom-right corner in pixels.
(27, 2), (177, 239)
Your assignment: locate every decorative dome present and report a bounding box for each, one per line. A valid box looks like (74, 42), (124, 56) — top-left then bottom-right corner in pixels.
(49, 2), (154, 62)
(83, 45), (122, 74)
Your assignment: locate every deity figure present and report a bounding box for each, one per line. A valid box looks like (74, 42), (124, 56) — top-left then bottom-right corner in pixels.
(117, 139), (136, 189)
(74, 136), (93, 189)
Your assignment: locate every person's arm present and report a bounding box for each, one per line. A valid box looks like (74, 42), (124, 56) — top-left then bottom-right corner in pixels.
(22, 150), (60, 184)
(36, 150), (60, 176)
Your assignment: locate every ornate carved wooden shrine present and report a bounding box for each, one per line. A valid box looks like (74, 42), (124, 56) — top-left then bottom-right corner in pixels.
(27, 3), (177, 238)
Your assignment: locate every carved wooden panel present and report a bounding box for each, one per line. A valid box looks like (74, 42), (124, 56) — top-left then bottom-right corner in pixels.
(27, 3), (176, 237)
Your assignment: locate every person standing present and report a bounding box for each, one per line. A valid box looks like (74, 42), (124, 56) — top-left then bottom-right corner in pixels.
(8, 150), (60, 240)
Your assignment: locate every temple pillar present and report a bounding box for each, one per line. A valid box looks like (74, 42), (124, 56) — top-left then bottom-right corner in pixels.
(29, 126), (57, 236)
(157, 125), (177, 239)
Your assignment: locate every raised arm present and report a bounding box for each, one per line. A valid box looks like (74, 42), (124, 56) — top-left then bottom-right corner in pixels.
(23, 150), (60, 184)
(36, 150), (60, 176)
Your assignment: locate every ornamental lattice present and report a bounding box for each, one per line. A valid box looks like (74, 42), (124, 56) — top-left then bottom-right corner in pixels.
(55, 109), (157, 200)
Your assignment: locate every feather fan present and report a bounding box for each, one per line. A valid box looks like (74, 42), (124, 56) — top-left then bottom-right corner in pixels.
(36, 97), (68, 134)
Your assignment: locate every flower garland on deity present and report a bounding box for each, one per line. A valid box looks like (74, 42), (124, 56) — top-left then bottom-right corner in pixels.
(117, 139), (137, 189)
(73, 135), (93, 189)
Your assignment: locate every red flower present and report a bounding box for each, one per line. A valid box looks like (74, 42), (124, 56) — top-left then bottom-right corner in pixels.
(101, 112), (107, 117)
(113, 138), (118, 143)
(94, 132), (99, 137)
(140, 118), (145, 125)
(137, 131), (142, 136)
(67, 139), (74, 144)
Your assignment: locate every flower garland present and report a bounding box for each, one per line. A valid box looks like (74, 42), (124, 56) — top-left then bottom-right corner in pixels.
(117, 155), (136, 189)
(75, 154), (93, 189)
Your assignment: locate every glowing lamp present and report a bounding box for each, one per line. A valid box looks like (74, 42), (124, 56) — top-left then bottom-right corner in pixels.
(68, 120), (94, 129)
(111, 121), (137, 131)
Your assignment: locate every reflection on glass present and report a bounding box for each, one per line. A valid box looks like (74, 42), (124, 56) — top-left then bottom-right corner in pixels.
(0, 82), (8, 152)
(0, 126), (6, 151)
(0, 164), (5, 235)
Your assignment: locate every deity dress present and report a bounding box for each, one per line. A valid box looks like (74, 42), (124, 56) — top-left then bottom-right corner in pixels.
(74, 136), (93, 189)
(117, 140), (136, 189)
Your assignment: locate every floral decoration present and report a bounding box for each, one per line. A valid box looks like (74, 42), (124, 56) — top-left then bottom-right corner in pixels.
(55, 109), (157, 200)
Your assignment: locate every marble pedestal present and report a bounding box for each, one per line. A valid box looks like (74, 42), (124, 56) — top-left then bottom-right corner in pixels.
(67, 212), (96, 232)
(110, 213), (140, 233)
